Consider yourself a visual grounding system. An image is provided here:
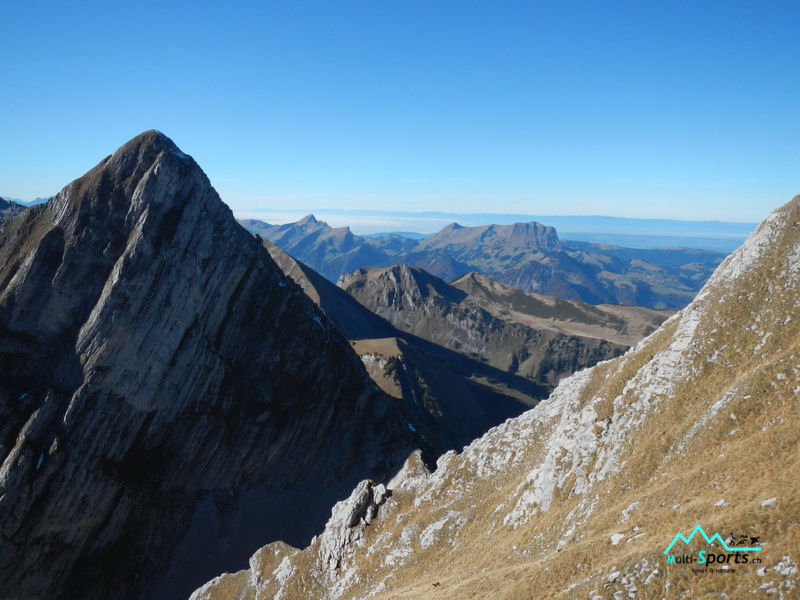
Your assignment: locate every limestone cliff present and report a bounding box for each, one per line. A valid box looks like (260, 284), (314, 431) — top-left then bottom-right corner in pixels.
(0, 132), (423, 600)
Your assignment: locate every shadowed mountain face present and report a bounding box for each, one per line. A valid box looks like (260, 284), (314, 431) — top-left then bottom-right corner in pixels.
(242, 216), (724, 310)
(338, 264), (671, 387)
(192, 198), (800, 600)
(261, 240), (544, 453)
(0, 132), (427, 600)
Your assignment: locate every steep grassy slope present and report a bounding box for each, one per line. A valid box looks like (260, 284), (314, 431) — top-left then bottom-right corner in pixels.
(194, 196), (800, 600)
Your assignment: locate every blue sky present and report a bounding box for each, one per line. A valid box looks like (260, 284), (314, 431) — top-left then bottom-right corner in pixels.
(2, 1), (798, 223)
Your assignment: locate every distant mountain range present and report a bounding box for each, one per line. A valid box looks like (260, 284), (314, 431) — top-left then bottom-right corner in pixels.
(0, 196), (51, 207)
(241, 215), (417, 281)
(241, 215), (725, 309)
(239, 209), (756, 252)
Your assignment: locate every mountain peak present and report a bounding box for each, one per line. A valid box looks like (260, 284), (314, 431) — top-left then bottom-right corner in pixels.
(44, 130), (212, 230)
(297, 213), (321, 226)
(339, 263), (467, 310)
(0, 133), (424, 599)
(112, 129), (188, 163)
(420, 220), (561, 254)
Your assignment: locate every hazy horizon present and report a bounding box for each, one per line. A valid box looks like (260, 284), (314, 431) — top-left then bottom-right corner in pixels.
(235, 208), (756, 252)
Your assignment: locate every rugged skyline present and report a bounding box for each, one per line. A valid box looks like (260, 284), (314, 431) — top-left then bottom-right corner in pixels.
(242, 214), (724, 309)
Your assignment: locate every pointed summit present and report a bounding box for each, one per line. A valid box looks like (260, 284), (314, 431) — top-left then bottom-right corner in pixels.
(116, 129), (182, 155)
(94, 129), (194, 186)
(297, 213), (320, 226)
(0, 132), (423, 600)
(48, 129), (208, 220)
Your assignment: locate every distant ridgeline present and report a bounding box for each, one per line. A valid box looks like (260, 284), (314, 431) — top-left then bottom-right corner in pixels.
(241, 215), (727, 310)
(0, 197), (52, 226)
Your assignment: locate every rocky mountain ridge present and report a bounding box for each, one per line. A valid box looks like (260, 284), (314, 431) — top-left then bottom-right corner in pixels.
(194, 196), (800, 599)
(338, 264), (670, 387)
(241, 215), (416, 281)
(0, 132), (428, 600)
(0, 197), (25, 224)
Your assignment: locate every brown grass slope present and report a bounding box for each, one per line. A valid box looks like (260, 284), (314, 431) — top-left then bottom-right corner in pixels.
(194, 196), (800, 600)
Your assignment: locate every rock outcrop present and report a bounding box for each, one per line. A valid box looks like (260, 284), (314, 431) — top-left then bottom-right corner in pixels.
(0, 197), (24, 224)
(0, 131), (424, 600)
(317, 480), (390, 572)
(193, 196), (800, 599)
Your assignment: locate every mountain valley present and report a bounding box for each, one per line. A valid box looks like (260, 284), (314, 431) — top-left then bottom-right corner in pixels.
(1, 133), (795, 600)
(193, 196), (800, 600)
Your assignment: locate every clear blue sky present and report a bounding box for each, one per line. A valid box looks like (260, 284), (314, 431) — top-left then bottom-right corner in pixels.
(2, 1), (798, 222)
